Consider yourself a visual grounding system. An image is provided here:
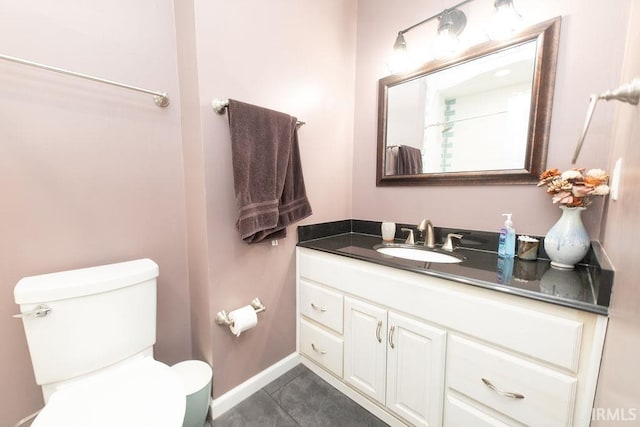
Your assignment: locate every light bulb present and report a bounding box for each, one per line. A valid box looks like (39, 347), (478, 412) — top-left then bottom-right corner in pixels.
(433, 8), (466, 59)
(388, 50), (412, 74)
(433, 28), (460, 59)
(487, 0), (524, 40)
(387, 32), (412, 74)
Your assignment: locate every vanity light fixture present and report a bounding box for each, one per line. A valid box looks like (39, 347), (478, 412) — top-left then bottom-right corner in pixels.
(388, 0), (475, 73)
(388, 0), (526, 73)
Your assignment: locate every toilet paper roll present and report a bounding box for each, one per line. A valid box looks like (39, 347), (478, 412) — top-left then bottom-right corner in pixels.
(228, 305), (258, 337)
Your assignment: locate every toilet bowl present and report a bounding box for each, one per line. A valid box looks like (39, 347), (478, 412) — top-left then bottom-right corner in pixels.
(33, 356), (185, 427)
(14, 259), (187, 426)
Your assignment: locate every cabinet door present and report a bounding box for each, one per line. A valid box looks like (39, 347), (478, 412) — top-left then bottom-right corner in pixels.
(344, 297), (387, 404)
(386, 312), (446, 427)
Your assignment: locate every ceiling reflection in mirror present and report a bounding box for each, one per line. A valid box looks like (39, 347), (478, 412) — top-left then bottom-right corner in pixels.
(377, 17), (561, 185)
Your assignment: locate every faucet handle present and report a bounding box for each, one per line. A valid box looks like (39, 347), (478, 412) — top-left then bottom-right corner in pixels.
(401, 228), (415, 245)
(442, 233), (463, 252)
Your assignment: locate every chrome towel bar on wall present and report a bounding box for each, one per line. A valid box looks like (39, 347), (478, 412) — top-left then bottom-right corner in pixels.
(0, 53), (170, 107)
(211, 98), (306, 127)
(572, 77), (640, 163)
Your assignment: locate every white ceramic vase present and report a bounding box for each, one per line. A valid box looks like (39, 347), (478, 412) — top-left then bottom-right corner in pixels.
(543, 206), (590, 269)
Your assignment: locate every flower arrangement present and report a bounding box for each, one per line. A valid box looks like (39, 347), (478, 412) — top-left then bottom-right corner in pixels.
(537, 168), (610, 207)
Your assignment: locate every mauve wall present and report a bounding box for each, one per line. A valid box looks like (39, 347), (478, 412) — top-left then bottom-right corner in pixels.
(174, 0), (213, 364)
(0, 2), (191, 425)
(352, 0), (631, 237)
(188, 0), (356, 396)
(593, 0), (640, 423)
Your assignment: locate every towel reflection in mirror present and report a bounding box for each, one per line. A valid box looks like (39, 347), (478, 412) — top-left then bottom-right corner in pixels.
(386, 145), (424, 175)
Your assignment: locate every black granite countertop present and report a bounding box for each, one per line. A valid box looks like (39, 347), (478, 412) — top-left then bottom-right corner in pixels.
(297, 220), (613, 315)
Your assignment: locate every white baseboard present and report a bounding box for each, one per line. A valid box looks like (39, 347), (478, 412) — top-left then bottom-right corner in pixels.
(209, 353), (301, 419)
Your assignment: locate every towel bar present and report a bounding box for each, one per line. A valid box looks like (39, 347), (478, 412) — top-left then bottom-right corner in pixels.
(211, 99), (305, 127)
(0, 53), (170, 107)
(572, 77), (640, 163)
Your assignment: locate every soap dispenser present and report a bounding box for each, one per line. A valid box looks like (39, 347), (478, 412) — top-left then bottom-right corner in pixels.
(498, 213), (515, 258)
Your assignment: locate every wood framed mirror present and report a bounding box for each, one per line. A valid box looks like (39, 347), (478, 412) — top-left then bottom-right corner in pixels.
(376, 17), (561, 186)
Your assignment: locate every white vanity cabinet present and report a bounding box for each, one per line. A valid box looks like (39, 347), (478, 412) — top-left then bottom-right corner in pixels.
(344, 298), (446, 427)
(296, 247), (607, 427)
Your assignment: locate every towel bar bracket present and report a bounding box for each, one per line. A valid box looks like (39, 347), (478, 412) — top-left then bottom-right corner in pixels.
(212, 98), (229, 114)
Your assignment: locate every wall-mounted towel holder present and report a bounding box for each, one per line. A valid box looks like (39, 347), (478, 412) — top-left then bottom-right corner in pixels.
(211, 98), (306, 127)
(572, 77), (640, 163)
(215, 298), (266, 327)
(0, 53), (170, 107)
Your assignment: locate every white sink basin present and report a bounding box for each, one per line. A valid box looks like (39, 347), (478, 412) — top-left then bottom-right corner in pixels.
(375, 245), (464, 264)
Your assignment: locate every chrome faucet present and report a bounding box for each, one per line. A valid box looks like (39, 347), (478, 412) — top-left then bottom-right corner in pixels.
(417, 219), (435, 248)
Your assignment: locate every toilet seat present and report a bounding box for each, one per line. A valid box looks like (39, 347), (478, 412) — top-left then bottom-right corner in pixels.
(33, 357), (186, 427)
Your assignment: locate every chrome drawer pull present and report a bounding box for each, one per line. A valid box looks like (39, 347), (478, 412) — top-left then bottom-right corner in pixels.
(376, 320), (382, 343)
(388, 325), (396, 349)
(310, 303), (327, 312)
(13, 304), (52, 319)
(311, 343), (327, 355)
(481, 378), (525, 400)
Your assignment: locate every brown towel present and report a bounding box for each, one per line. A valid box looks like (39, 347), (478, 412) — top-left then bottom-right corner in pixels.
(228, 99), (312, 243)
(397, 145), (423, 175)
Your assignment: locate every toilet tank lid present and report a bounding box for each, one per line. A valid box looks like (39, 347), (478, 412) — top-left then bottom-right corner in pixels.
(14, 259), (159, 304)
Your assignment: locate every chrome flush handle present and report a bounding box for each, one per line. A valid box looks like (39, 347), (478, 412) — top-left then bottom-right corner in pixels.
(13, 304), (52, 319)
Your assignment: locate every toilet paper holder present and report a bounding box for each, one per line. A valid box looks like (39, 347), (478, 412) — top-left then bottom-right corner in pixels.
(215, 298), (266, 327)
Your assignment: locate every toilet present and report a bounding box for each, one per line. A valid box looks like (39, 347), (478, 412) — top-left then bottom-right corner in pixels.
(14, 258), (186, 427)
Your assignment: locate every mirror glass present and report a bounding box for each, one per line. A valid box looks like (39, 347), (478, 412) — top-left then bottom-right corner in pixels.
(377, 17), (561, 185)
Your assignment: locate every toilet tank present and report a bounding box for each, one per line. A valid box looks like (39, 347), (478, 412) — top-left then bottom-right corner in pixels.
(14, 258), (159, 387)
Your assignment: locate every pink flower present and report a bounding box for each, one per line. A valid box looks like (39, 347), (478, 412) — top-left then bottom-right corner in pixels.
(552, 191), (574, 205)
(572, 185), (593, 198)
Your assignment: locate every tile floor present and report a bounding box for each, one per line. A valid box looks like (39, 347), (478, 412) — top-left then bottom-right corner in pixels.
(211, 364), (388, 426)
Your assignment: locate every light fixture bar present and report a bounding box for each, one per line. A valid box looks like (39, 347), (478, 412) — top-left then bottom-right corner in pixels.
(398, 0), (476, 36)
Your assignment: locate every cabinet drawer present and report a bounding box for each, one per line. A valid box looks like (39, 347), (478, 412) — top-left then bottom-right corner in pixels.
(447, 335), (577, 427)
(300, 280), (343, 333)
(445, 394), (522, 427)
(300, 319), (343, 377)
